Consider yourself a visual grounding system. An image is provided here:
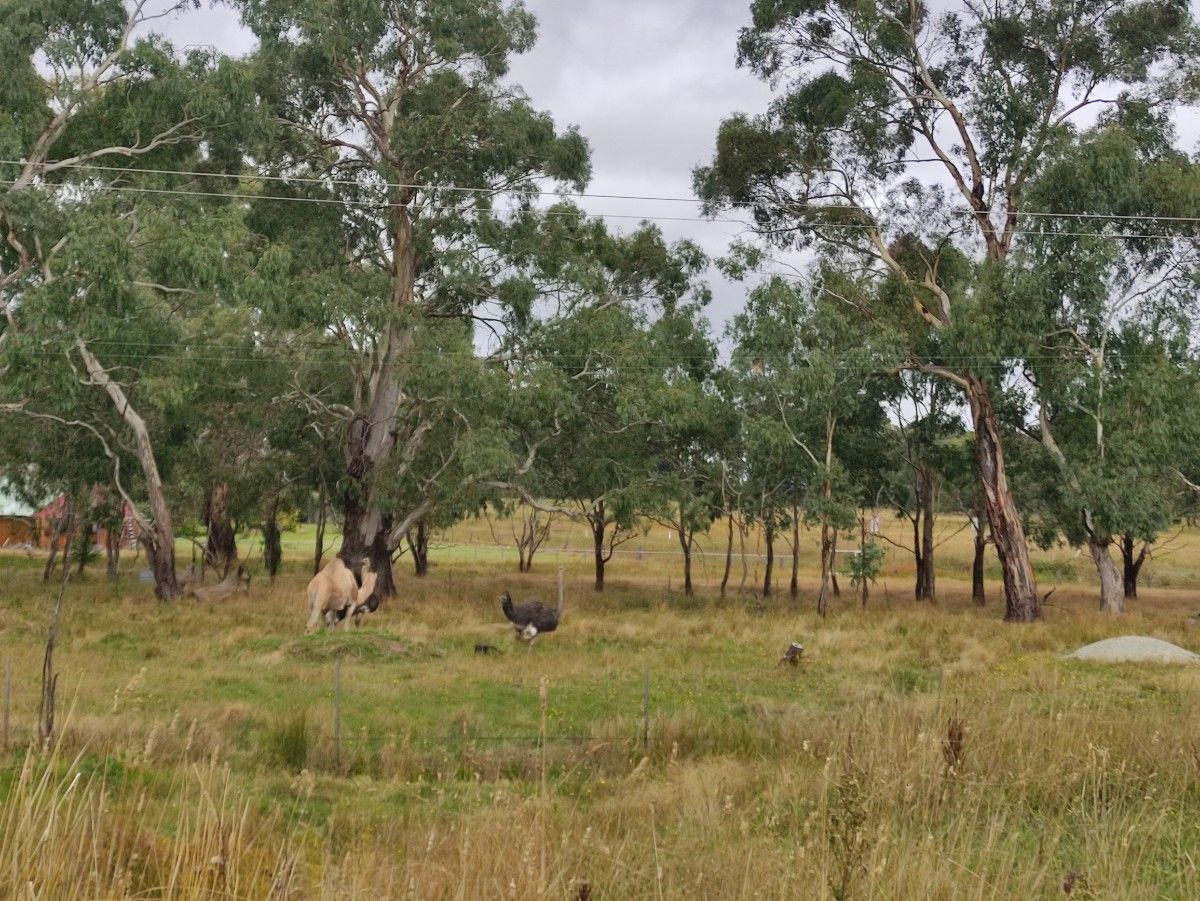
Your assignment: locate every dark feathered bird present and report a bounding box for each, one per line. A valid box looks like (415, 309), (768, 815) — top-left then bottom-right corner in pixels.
(500, 569), (565, 644)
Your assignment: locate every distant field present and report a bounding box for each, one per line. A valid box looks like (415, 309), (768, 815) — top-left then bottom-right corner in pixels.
(2, 526), (1200, 896)
(177, 509), (1200, 594)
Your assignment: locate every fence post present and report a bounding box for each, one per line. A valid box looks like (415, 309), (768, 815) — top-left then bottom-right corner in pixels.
(333, 658), (342, 769)
(642, 666), (650, 754)
(2, 656), (10, 751)
(539, 677), (549, 799)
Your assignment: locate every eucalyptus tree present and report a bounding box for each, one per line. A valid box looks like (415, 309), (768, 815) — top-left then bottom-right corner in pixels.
(0, 0), (259, 598)
(5, 190), (266, 597)
(236, 0), (590, 587)
(492, 209), (713, 591)
(1016, 117), (1200, 612)
(642, 302), (734, 597)
(508, 301), (652, 592)
(729, 275), (889, 612)
(880, 374), (963, 602)
(697, 0), (1200, 621)
(714, 381), (750, 599)
(939, 435), (991, 605)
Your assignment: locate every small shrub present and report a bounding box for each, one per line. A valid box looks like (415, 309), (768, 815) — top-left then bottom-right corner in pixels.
(889, 665), (932, 695)
(277, 508), (302, 532)
(827, 746), (870, 901)
(263, 712), (311, 771)
(942, 714), (966, 774)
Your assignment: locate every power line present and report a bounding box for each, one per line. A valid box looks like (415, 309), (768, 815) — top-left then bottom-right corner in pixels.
(7, 342), (1189, 370)
(6, 158), (1200, 227)
(0, 177), (743, 228)
(6, 176), (1198, 240)
(0, 159), (709, 205)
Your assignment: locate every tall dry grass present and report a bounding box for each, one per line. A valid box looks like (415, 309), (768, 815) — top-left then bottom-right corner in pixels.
(0, 735), (292, 898)
(2, 685), (1198, 898)
(3, 555), (1200, 897)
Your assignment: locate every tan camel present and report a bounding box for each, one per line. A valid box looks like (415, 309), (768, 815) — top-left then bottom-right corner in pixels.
(305, 557), (378, 633)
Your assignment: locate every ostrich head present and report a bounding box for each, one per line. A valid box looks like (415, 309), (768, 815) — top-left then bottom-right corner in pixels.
(499, 591), (514, 617)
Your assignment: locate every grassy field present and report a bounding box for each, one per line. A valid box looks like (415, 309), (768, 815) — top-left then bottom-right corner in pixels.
(3, 518), (1200, 898)
(216, 511), (1200, 593)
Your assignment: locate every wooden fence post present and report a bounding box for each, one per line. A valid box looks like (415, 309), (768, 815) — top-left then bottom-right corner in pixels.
(334, 658), (342, 769)
(2, 656), (10, 751)
(642, 666), (650, 754)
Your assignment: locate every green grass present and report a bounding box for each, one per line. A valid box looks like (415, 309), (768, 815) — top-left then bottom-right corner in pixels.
(4, 541), (1200, 897)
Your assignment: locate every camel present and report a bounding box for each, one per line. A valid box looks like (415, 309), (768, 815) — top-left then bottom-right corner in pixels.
(305, 557), (378, 633)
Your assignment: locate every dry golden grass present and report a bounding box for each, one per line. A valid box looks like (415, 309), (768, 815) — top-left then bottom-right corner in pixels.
(2, 532), (1200, 898)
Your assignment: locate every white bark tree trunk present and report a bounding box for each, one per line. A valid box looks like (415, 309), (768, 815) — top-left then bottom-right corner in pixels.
(77, 341), (179, 599)
(1088, 535), (1123, 615)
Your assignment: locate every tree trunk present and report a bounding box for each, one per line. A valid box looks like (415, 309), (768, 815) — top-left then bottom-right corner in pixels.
(790, 504), (800, 599)
(720, 512), (734, 599)
(517, 513), (532, 573)
(340, 495), (396, 595)
(74, 518), (92, 576)
(762, 521), (774, 597)
(817, 524), (832, 617)
(59, 501), (76, 580)
(335, 203), (421, 584)
(313, 485), (327, 576)
(1088, 535), (1123, 614)
(676, 507), (694, 597)
(914, 468), (937, 601)
(407, 518), (429, 577)
(972, 526), (987, 606)
(204, 483), (237, 579)
(859, 511), (868, 610)
(79, 341), (179, 600)
(966, 374), (1040, 621)
(830, 531), (841, 597)
(142, 536), (177, 599)
(738, 516), (749, 594)
(591, 505), (607, 592)
(678, 532), (693, 597)
(371, 515), (397, 596)
(1121, 533), (1145, 600)
(515, 508), (552, 573)
(105, 526), (121, 581)
(263, 503), (282, 581)
(42, 503), (68, 583)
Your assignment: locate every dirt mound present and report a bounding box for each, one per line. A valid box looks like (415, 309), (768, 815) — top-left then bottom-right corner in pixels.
(1065, 636), (1199, 664)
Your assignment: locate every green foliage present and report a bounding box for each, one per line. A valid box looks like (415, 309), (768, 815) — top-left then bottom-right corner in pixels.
(71, 529), (100, 573)
(276, 509), (302, 533)
(1010, 121), (1200, 550)
(846, 540), (885, 590)
(728, 275), (890, 538)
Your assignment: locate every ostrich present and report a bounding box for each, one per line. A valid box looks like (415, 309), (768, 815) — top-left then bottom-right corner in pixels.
(500, 568), (565, 645)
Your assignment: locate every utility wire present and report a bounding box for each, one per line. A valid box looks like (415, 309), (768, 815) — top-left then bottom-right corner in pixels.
(4, 171), (1200, 238)
(7, 343), (1187, 370)
(0, 178), (743, 227)
(7, 159), (1200, 227)
(68, 338), (1193, 364)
